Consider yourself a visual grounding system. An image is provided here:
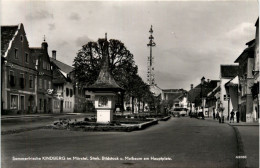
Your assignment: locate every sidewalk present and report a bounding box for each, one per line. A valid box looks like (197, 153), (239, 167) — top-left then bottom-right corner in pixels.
(207, 117), (259, 168)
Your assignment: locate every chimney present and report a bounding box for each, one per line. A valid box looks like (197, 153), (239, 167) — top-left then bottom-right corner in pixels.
(52, 50), (56, 60)
(207, 79), (210, 83)
(191, 84), (193, 90)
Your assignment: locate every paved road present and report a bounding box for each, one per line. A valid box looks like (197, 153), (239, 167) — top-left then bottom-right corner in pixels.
(2, 117), (238, 168)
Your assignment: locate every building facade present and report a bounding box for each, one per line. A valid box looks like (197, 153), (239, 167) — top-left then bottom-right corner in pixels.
(252, 18), (259, 121)
(50, 52), (75, 113)
(219, 65), (239, 120)
(235, 39), (255, 122)
(1, 24), (37, 114)
(30, 41), (53, 113)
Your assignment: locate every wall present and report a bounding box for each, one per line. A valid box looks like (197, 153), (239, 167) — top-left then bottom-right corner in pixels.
(220, 78), (234, 118)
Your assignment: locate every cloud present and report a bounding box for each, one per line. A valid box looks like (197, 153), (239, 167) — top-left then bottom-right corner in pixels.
(226, 22), (255, 45)
(48, 23), (55, 31)
(75, 35), (92, 47)
(26, 10), (53, 20)
(69, 12), (80, 21)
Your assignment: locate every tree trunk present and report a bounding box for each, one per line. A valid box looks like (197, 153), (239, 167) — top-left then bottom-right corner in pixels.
(131, 96), (134, 114)
(138, 99), (141, 113)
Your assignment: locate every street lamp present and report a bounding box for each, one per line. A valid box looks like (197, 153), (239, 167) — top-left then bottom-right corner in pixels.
(201, 77), (205, 119)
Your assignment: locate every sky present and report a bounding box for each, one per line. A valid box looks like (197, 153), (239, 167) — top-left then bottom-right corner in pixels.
(1, 0), (259, 90)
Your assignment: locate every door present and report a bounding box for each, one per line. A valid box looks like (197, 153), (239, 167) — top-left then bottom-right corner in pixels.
(20, 96), (25, 112)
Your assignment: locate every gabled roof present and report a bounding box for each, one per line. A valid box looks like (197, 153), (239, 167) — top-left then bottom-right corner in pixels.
(234, 45), (255, 63)
(1, 24), (20, 57)
(50, 57), (73, 74)
(220, 65), (239, 78)
(188, 80), (219, 103)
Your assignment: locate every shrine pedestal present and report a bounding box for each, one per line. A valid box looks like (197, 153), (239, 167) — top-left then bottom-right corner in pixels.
(97, 109), (113, 123)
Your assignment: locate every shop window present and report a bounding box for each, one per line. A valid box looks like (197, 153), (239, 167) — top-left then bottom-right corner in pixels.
(10, 94), (18, 109)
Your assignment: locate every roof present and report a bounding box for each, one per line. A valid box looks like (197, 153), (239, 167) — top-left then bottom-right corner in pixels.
(87, 40), (123, 91)
(255, 17), (259, 27)
(225, 76), (239, 87)
(30, 47), (43, 59)
(1, 24), (19, 57)
(234, 45), (255, 63)
(246, 39), (255, 46)
(162, 89), (185, 93)
(188, 80), (219, 103)
(220, 65), (239, 78)
(50, 57), (73, 74)
(207, 85), (220, 98)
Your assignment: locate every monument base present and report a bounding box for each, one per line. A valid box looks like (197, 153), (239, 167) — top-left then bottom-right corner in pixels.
(97, 109), (113, 123)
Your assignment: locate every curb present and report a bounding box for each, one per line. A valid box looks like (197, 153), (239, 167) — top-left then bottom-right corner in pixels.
(159, 116), (171, 121)
(137, 119), (158, 129)
(229, 124), (247, 168)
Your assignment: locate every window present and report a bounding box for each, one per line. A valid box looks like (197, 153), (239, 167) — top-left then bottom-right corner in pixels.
(39, 99), (42, 110)
(39, 78), (42, 89)
(10, 94), (18, 109)
(29, 76), (33, 88)
(20, 35), (23, 42)
(66, 88), (69, 97)
(14, 49), (18, 59)
(25, 53), (29, 63)
(44, 80), (47, 89)
(19, 73), (25, 89)
(70, 89), (73, 97)
(43, 61), (46, 69)
(47, 63), (50, 70)
(70, 102), (72, 109)
(9, 70), (16, 87)
(48, 81), (51, 89)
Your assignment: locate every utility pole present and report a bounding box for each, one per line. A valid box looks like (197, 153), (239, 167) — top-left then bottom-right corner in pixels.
(147, 25), (156, 86)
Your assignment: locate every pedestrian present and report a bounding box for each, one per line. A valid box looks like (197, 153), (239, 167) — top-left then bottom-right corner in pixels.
(216, 112), (219, 120)
(213, 112), (215, 120)
(236, 111), (240, 123)
(230, 110), (235, 123)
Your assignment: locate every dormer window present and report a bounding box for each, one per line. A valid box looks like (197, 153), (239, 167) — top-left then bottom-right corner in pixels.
(20, 35), (23, 42)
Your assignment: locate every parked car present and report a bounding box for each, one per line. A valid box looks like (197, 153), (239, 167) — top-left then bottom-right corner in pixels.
(172, 108), (188, 117)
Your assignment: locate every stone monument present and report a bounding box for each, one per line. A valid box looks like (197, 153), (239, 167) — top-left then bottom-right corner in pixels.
(87, 34), (124, 123)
